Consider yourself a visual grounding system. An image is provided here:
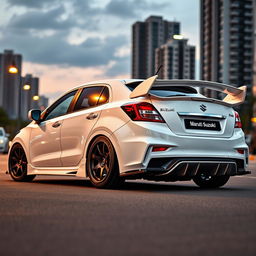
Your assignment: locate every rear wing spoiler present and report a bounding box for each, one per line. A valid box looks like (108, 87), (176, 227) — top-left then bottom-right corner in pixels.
(129, 75), (247, 106)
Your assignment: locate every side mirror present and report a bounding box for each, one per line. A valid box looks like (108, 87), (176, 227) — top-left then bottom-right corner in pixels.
(5, 133), (10, 137)
(28, 109), (41, 122)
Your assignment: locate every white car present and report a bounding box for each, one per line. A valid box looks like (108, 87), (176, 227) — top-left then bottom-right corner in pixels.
(0, 127), (9, 154)
(8, 76), (250, 188)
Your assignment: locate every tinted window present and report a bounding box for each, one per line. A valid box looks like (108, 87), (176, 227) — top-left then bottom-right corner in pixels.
(74, 86), (109, 111)
(149, 86), (198, 97)
(0, 130), (3, 136)
(44, 90), (77, 121)
(126, 82), (197, 97)
(97, 87), (109, 106)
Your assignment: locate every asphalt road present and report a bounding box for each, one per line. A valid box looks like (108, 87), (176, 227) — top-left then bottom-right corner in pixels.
(0, 154), (255, 256)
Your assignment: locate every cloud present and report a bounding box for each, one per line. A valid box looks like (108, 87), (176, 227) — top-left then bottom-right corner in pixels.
(2, 0), (199, 83)
(1, 25), (128, 68)
(7, 6), (75, 30)
(105, 0), (167, 18)
(7, 0), (60, 9)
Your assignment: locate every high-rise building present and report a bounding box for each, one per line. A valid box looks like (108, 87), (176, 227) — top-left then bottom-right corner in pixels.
(132, 16), (180, 79)
(38, 95), (49, 111)
(0, 50), (22, 119)
(155, 37), (195, 79)
(20, 74), (39, 120)
(253, 0), (256, 92)
(200, 0), (254, 97)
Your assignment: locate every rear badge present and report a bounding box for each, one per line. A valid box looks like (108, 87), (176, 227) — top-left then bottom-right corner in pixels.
(200, 104), (207, 112)
(160, 108), (175, 112)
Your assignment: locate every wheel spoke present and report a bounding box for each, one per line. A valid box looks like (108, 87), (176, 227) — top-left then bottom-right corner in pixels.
(14, 150), (19, 158)
(90, 141), (113, 182)
(93, 163), (101, 171)
(99, 167), (104, 179)
(91, 153), (101, 161)
(102, 143), (107, 154)
(96, 144), (104, 156)
(11, 156), (18, 162)
(10, 147), (27, 178)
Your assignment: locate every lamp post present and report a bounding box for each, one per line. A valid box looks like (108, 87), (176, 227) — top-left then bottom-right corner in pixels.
(8, 66), (31, 132)
(8, 65), (22, 132)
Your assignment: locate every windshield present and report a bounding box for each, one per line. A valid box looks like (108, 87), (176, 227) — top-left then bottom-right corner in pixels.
(0, 130), (3, 136)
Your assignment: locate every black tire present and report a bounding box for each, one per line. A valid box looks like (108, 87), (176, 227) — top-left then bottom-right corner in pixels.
(8, 144), (36, 182)
(87, 136), (122, 188)
(193, 173), (230, 188)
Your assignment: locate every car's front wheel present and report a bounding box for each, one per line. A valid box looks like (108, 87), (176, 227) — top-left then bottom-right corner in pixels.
(193, 173), (230, 188)
(87, 136), (122, 188)
(8, 144), (36, 182)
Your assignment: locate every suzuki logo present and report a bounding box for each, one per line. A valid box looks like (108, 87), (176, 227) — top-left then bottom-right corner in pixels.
(200, 104), (207, 112)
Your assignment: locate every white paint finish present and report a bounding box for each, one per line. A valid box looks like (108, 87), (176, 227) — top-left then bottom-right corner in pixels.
(29, 118), (62, 167)
(9, 78), (249, 179)
(151, 99), (235, 138)
(113, 121), (248, 173)
(60, 107), (101, 167)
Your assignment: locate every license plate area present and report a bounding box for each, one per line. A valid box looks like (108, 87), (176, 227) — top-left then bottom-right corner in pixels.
(184, 119), (221, 131)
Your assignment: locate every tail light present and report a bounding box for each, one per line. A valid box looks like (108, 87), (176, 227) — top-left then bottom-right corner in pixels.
(234, 111), (242, 128)
(152, 146), (169, 152)
(121, 102), (165, 123)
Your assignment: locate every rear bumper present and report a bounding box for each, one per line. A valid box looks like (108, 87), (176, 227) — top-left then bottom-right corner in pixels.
(146, 157), (250, 181)
(121, 157), (251, 181)
(113, 121), (249, 175)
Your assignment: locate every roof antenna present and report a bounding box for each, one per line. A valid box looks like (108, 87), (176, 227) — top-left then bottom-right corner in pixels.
(155, 65), (163, 76)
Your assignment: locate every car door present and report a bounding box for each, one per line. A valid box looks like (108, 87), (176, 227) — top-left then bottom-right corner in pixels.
(30, 90), (77, 167)
(60, 85), (109, 167)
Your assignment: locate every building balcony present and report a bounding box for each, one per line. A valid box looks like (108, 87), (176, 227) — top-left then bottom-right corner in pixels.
(230, 27), (239, 32)
(244, 12), (253, 17)
(231, 2), (240, 8)
(244, 28), (252, 32)
(244, 20), (253, 25)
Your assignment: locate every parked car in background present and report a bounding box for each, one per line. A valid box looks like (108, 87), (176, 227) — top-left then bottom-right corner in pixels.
(8, 75), (250, 188)
(0, 127), (9, 154)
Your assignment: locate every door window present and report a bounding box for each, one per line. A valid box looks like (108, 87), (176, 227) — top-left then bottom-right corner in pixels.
(44, 90), (77, 121)
(74, 86), (109, 111)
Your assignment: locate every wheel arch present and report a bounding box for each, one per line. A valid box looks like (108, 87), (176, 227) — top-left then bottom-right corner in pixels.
(76, 130), (123, 178)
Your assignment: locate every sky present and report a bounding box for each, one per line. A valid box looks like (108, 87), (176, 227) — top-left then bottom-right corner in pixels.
(0, 0), (199, 102)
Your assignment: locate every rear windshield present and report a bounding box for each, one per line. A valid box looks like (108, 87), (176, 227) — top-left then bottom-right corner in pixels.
(126, 82), (198, 97)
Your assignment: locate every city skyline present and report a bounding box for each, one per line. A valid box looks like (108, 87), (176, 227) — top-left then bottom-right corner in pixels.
(0, 0), (199, 102)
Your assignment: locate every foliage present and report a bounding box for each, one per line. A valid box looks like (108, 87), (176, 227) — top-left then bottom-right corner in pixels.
(0, 107), (29, 140)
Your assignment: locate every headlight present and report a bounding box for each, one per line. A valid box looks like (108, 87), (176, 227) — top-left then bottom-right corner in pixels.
(0, 139), (4, 144)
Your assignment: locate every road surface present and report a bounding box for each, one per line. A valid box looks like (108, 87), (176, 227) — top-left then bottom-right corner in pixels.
(0, 154), (255, 256)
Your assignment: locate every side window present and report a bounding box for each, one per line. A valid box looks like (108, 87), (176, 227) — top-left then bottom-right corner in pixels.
(44, 90), (77, 121)
(74, 86), (109, 111)
(97, 87), (109, 106)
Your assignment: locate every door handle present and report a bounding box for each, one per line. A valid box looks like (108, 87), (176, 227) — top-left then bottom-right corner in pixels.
(86, 113), (98, 120)
(52, 121), (61, 128)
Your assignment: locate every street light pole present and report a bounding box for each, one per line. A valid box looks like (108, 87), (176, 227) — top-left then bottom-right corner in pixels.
(17, 75), (22, 132)
(8, 64), (30, 133)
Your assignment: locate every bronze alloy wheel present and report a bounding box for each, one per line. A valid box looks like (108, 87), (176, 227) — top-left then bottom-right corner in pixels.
(87, 136), (122, 188)
(9, 144), (35, 182)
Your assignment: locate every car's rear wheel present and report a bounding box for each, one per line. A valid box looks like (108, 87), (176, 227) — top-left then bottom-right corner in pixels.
(9, 144), (36, 182)
(193, 173), (230, 188)
(87, 136), (123, 188)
